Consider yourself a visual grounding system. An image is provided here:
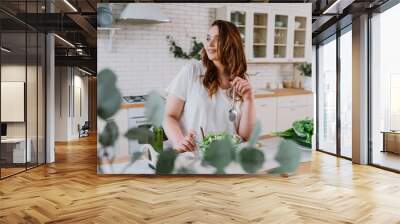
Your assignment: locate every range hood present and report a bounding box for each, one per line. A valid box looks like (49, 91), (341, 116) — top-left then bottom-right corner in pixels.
(119, 3), (170, 24)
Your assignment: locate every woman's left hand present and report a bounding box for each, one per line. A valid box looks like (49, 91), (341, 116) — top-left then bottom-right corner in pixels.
(231, 77), (253, 101)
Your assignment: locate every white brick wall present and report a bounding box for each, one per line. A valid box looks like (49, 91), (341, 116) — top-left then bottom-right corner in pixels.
(98, 3), (296, 97)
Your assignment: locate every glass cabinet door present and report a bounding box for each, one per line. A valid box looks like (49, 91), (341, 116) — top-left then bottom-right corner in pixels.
(231, 11), (246, 48)
(253, 13), (268, 58)
(274, 15), (288, 58)
(294, 16), (307, 58)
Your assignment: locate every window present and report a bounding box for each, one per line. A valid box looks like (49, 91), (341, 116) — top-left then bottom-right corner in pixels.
(370, 3), (400, 171)
(317, 35), (337, 155)
(0, 1), (46, 179)
(340, 27), (352, 158)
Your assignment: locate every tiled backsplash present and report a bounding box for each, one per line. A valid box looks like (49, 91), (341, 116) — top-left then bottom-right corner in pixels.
(98, 3), (294, 97)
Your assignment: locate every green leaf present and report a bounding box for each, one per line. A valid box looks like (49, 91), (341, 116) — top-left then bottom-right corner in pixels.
(99, 120), (119, 147)
(273, 128), (295, 138)
(144, 91), (166, 127)
(248, 121), (261, 147)
(199, 133), (240, 154)
(239, 147), (265, 173)
(269, 139), (301, 174)
(297, 62), (312, 77)
(130, 152), (143, 163)
(167, 35), (203, 60)
(176, 167), (196, 174)
(97, 69), (121, 120)
(125, 127), (154, 144)
(203, 138), (234, 174)
(156, 150), (177, 174)
(273, 119), (314, 148)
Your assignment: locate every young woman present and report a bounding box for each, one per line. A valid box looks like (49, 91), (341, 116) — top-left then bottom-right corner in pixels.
(163, 20), (256, 153)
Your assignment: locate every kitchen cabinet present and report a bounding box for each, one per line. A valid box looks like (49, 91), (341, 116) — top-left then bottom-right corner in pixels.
(255, 94), (313, 135)
(276, 95), (313, 131)
(216, 5), (311, 63)
(275, 105), (313, 131)
(255, 98), (277, 135)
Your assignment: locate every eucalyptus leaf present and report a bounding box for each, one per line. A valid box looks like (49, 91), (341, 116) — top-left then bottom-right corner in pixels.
(97, 69), (121, 120)
(176, 167), (196, 174)
(144, 91), (166, 127)
(125, 127), (154, 144)
(156, 150), (177, 174)
(248, 121), (262, 147)
(99, 120), (119, 147)
(269, 139), (301, 175)
(121, 152), (143, 173)
(130, 152), (143, 163)
(203, 138), (234, 174)
(239, 147), (265, 173)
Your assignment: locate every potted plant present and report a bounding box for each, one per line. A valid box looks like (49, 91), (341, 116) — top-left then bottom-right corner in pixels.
(296, 62), (312, 90)
(272, 118), (314, 162)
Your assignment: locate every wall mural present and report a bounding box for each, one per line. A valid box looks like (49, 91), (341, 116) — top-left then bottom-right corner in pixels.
(97, 3), (314, 175)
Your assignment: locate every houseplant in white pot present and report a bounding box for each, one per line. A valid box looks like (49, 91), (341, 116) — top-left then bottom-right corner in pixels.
(272, 118), (314, 162)
(297, 63), (312, 90)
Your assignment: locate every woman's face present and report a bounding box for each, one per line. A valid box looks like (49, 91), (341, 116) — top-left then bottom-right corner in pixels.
(204, 25), (219, 61)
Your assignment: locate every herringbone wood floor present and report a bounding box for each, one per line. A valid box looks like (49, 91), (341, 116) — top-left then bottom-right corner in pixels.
(1, 135), (400, 224)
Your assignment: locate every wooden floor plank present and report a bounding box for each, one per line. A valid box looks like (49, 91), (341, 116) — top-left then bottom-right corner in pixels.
(0, 135), (400, 223)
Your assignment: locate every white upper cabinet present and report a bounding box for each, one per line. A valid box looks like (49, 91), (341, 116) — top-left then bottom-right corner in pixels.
(216, 4), (311, 63)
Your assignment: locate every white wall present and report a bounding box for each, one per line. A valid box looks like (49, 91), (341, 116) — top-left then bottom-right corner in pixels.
(54, 67), (89, 141)
(98, 3), (301, 97)
(1, 65), (40, 137)
(1, 64), (46, 164)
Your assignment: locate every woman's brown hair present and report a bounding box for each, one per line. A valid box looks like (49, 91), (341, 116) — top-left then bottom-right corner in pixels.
(201, 20), (248, 99)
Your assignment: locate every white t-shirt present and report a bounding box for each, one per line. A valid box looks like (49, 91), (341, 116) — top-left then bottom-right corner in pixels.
(166, 60), (241, 138)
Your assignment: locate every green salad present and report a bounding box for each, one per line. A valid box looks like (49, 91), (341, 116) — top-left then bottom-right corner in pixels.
(198, 133), (241, 153)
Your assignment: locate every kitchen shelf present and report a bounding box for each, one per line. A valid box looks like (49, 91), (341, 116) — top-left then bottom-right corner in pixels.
(274, 27), (288, 30)
(253, 43), (267, 46)
(274, 44), (287, 46)
(295, 29), (306, 31)
(254, 25), (267, 29)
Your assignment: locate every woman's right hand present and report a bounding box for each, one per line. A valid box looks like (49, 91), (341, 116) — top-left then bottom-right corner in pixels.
(174, 130), (196, 152)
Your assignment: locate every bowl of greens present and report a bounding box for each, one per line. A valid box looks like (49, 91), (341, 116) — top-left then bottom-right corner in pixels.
(273, 118), (313, 149)
(198, 132), (242, 154)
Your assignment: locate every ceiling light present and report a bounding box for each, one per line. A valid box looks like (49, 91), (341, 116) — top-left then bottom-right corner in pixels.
(78, 67), (93, 76)
(54, 34), (75, 48)
(1, 47), (11, 53)
(63, 0), (78, 12)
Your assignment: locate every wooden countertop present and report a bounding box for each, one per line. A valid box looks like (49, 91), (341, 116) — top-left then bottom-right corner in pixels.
(254, 88), (313, 99)
(120, 88), (313, 109)
(121, 103), (145, 109)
